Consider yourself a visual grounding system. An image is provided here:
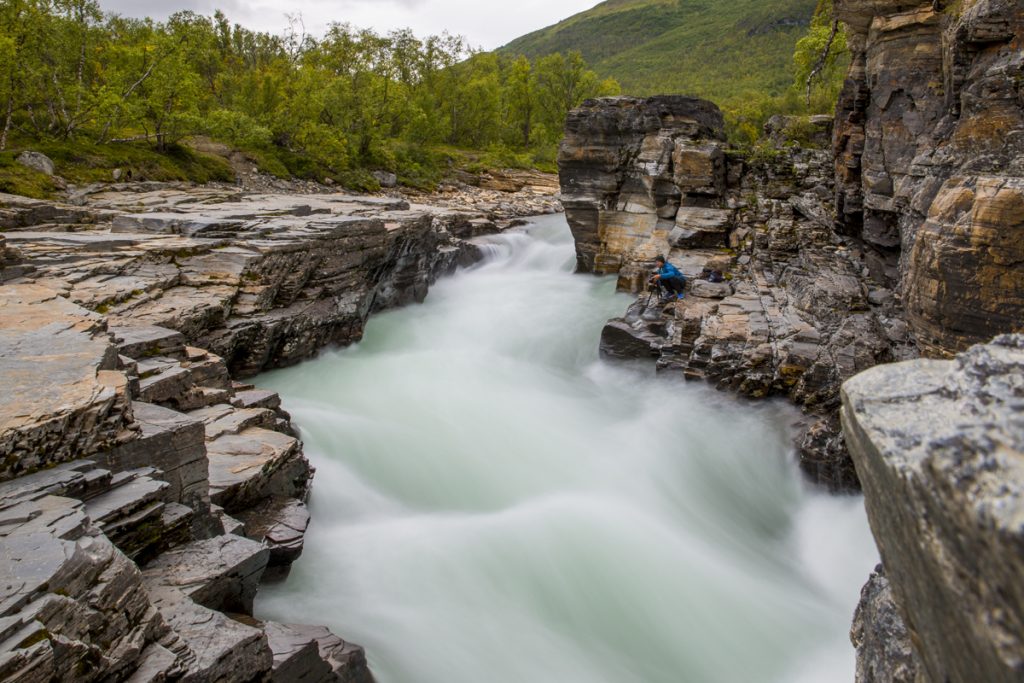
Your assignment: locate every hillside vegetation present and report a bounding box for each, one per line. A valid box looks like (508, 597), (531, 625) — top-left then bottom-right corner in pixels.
(504, 0), (848, 143)
(0, 1), (618, 197)
(503, 0), (818, 101)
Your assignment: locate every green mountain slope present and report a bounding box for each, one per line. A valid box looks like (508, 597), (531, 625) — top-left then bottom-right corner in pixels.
(501, 0), (819, 105)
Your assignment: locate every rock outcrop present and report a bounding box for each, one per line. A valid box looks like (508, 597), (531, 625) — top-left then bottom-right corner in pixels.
(561, 97), (917, 489)
(833, 0), (1024, 356)
(851, 566), (922, 683)
(0, 187), (500, 378)
(559, 96), (727, 275)
(0, 288), (371, 681)
(0, 174), (556, 680)
(842, 335), (1024, 683)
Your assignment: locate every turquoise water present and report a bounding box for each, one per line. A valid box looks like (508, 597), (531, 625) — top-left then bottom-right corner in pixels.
(255, 213), (877, 683)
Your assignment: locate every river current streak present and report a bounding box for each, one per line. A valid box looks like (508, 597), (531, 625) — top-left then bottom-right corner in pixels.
(255, 214), (877, 683)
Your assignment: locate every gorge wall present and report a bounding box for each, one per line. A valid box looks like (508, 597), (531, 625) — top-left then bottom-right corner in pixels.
(0, 179), (557, 681)
(560, 96), (916, 490)
(558, 0), (1024, 490)
(558, 1), (1024, 679)
(834, 0), (1024, 357)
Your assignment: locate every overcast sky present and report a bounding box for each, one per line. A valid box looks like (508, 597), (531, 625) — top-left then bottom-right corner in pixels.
(98, 0), (598, 50)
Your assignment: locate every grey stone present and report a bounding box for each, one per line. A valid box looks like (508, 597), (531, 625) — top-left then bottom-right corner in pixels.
(15, 152), (54, 177)
(842, 335), (1024, 683)
(113, 326), (187, 362)
(372, 171), (398, 188)
(145, 586), (272, 683)
(263, 621), (334, 682)
(142, 534), (269, 615)
(236, 497), (311, 568)
(206, 428), (306, 513)
(689, 281), (734, 299)
(851, 566), (922, 683)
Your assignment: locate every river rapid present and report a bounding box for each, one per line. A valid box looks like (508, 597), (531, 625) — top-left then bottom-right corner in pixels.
(254, 213), (878, 683)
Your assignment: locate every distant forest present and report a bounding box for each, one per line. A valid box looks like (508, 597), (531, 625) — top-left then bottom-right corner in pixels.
(0, 1), (844, 195)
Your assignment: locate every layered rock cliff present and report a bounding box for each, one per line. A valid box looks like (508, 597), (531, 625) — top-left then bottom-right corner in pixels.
(560, 97), (917, 489)
(843, 335), (1024, 682)
(834, 0), (1024, 355)
(0, 180), (553, 680)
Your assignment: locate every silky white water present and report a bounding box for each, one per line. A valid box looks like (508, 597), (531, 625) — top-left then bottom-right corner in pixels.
(255, 214), (878, 683)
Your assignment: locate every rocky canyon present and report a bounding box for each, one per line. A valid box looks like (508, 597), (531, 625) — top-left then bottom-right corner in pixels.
(557, 0), (1023, 679)
(0, 0), (1021, 681)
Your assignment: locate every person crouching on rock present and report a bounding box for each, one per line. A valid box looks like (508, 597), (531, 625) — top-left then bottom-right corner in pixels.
(652, 255), (686, 301)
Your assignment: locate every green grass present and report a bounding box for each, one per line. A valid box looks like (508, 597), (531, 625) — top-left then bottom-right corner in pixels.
(501, 0), (819, 107)
(0, 138), (234, 199)
(0, 155), (59, 198)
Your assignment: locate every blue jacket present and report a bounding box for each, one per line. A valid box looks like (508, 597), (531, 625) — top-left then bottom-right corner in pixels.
(658, 262), (684, 281)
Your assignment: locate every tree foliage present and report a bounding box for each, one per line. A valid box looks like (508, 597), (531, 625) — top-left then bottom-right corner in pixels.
(0, 3), (618, 186)
(722, 0), (849, 147)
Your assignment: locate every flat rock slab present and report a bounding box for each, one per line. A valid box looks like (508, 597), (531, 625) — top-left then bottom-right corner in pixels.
(236, 497), (311, 567)
(232, 389), (281, 411)
(142, 534), (269, 615)
(0, 284), (133, 479)
(207, 428), (300, 513)
(111, 325), (187, 361)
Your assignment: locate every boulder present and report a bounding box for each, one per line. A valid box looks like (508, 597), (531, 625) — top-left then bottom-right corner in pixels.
(15, 152), (54, 176)
(689, 280), (733, 299)
(842, 335), (1024, 683)
(372, 171), (398, 188)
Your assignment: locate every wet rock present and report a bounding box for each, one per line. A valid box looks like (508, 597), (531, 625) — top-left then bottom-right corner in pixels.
(206, 428), (308, 513)
(600, 318), (665, 360)
(842, 335), (1024, 683)
(0, 285), (135, 481)
(141, 534), (269, 615)
(834, 0), (1024, 355)
(851, 566), (921, 683)
(263, 621), (334, 682)
(272, 623), (374, 683)
(236, 497), (311, 571)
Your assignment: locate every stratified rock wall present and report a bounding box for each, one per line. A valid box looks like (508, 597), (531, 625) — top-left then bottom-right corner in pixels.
(561, 99), (910, 489)
(559, 96), (727, 274)
(0, 180), (555, 681)
(842, 335), (1024, 683)
(834, 0), (1024, 355)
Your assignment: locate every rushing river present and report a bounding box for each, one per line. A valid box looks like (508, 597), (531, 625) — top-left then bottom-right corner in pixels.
(255, 214), (878, 683)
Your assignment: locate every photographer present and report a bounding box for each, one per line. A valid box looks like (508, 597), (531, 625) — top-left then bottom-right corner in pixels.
(651, 255), (686, 301)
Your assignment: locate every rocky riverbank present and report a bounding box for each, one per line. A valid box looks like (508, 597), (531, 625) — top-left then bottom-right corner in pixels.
(844, 335), (1024, 682)
(0, 176), (558, 681)
(557, 0), (1023, 678)
(559, 95), (916, 490)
